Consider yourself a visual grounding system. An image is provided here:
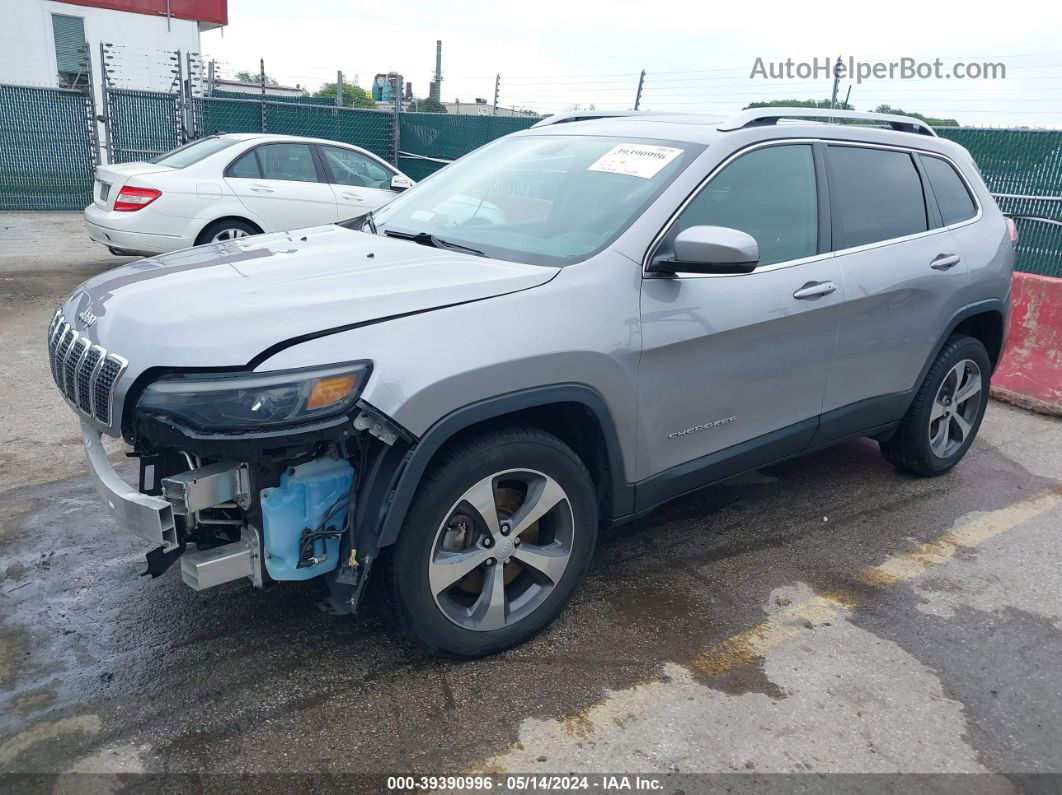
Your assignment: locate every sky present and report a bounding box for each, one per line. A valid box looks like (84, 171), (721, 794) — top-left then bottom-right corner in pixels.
(200, 0), (1062, 127)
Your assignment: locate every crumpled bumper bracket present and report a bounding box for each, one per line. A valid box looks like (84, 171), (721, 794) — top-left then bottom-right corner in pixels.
(81, 420), (179, 551)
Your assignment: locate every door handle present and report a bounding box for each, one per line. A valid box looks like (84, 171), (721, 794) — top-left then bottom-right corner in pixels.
(931, 254), (961, 270)
(341, 192), (363, 201)
(792, 281), (838, 300)
(250, 184), (274, 193)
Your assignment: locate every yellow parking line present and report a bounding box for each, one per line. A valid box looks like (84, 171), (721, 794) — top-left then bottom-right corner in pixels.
(692, 485), (1062, 677)
(471, 485), (1062, 771)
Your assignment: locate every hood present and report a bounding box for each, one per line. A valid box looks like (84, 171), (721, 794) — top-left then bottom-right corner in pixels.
(63, 224), (558, 368)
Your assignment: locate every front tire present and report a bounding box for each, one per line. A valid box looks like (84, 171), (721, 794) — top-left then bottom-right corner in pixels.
(880, 335), (991, 476)
(385, 427), (598, 657)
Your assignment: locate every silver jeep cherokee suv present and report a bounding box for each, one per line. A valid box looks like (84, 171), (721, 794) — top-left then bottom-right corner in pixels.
(50, 108), (1014, 656)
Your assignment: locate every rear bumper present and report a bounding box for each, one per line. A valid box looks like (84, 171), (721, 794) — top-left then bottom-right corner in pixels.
(81, 420), (178, 550)
(83, 204), (192, 256)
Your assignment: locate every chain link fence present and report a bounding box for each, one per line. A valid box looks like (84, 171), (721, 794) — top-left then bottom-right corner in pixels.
(0, 83), (97, 210)
(209, 89), (338, 106)
(939, 128), (1062, 277)
(398, 112), (540, 180)
(106, 89), (182, 163)
(193, 96), (394, 161)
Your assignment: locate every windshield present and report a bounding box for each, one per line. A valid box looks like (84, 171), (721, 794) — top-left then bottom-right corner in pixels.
(370, 134), (701, 266)
(150, 136), (239, 168)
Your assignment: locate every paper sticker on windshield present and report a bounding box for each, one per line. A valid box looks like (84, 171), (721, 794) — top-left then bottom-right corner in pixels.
(587, 144), (683, 179)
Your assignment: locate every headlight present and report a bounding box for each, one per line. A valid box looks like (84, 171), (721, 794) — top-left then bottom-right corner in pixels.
(137, 362), (371, 432)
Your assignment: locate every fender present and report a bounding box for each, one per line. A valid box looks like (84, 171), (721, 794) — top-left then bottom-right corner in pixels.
(903, 296), (1008, 414)
(357, 384), (634, 556)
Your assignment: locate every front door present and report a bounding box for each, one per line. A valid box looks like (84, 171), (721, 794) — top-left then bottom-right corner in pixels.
(637, 143), (843, 504)
(318, 144), (399, 216)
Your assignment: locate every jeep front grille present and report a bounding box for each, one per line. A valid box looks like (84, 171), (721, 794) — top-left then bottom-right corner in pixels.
(47, 312), (128, 425)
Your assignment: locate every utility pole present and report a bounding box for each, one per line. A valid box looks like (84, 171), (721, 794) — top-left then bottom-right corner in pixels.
(634, 69), (645, 111)
(207, 59), (215, 96)
(492, 73), (500, 115)
(828, 55), (842, 112)
(336, 70), (344, 107)
(842, 83), (852, 110)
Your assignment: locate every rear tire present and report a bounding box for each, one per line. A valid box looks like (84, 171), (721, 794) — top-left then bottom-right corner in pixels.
(384, 427), (597, 657)
(196, 219), (260, 245)
(880, 335), (991, 476)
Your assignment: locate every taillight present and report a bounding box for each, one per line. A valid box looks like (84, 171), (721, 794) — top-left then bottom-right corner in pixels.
(113, 185), (161, 212)
(1005, 217), (1019, 246)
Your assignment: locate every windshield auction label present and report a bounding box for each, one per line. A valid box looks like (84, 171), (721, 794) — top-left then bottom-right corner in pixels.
(587, 144), (683, 179)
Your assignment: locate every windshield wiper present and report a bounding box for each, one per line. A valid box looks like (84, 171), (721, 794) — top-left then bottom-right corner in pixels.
(384, 230), (486, 257)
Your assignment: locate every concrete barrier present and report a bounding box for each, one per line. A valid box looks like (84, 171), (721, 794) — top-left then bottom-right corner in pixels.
(991, 272), (1062, 416)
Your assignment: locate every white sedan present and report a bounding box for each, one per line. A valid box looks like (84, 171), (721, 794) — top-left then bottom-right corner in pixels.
(84, 133), (415, 256)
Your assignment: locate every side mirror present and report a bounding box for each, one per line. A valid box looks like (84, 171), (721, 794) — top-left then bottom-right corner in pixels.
(390, 174), (414, 192)
(648, 225), (759, 275)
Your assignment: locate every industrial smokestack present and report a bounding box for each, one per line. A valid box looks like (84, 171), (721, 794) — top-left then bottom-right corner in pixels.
(431, 40), (443, 102)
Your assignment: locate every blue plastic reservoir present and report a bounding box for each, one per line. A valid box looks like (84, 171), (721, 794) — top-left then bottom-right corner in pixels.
(260, 457), (354, 581)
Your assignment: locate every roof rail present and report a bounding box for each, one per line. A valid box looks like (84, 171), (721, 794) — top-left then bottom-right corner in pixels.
(531, 110), (644, 128)
(718, 107), (937, 137)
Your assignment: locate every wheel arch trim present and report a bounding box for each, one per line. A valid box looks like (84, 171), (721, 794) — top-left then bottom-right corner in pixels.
(371, 384), (633, 550)
(905, 297), (1007, 414)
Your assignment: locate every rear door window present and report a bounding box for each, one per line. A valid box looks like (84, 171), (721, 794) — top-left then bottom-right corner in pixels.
(669, 143), (819, 267)
(256, 143), (320, 182)
(827, 146), (928, 249)
(921, 155), (977, 225)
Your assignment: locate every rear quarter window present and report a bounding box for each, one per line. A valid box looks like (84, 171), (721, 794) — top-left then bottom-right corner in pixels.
(921, 154), (978, 225)
(227, 150), (262, 179)
(827, 145), (928, 249)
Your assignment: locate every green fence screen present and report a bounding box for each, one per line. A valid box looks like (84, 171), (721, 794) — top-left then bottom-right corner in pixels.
(938, 128), (1062, 277)
(398, 112), (540, 179)
(210, 89), (337, 106)
(194, 97), (394, 161)
(107, 89), (181, 163)
(0, 83), (96, 210)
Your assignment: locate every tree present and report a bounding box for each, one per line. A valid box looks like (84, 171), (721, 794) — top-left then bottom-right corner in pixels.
(314, 82), (376, 108)
(234, 69), (279, 86)
(873, 104), (958, 128)
(744, 98), (854, 111)
(414, 97), (447, 113)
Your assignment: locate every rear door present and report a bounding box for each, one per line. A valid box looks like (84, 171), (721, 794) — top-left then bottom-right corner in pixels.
(817, 143), (969, 438)
(224, 142), (339, 231)
(318, 144), (400, 215)
(637, 142), (844, 491)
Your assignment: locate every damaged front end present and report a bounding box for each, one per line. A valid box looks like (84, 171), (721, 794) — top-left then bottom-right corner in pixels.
(80, 360), (411, 616)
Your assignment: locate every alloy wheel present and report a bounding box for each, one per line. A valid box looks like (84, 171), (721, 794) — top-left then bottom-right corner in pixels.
(210, 227), (250, 242)
(428, 469), (575, 631)
(928, 358), (983, 458)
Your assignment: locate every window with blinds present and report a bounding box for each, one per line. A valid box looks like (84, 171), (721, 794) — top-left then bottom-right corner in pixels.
(52, 14), (87, 87)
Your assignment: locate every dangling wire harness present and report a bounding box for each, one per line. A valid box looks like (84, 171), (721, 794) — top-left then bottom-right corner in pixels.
(295, 493), (351, 568)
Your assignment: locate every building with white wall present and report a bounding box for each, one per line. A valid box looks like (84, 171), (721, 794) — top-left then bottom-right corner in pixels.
(0, 0), (225, 92)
